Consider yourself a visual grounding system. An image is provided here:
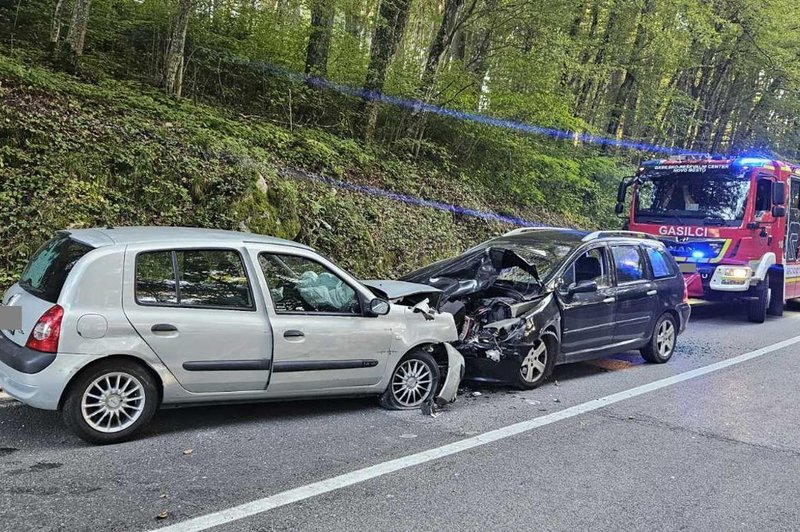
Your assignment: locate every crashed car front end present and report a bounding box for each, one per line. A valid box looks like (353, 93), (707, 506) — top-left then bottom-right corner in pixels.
(399, 240), (568, 386)
(362, 280), (465, 405)
(455, 293), (560, 384)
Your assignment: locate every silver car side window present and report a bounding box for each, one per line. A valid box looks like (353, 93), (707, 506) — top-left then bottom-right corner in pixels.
(136, 249), (254, 310)
(176, 250), (254, 309)
(258, 253), (360, 314)
(136, 251), (178, 304)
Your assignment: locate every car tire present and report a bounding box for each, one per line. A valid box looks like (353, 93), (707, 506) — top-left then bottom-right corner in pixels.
(514, 336), (556, 390)
(379, 350), (441, 410)
(62, 359), (159, 445)
(767, 273), (784, 317)
(641, 313), (677, 364)
(747, 279), (769, 323)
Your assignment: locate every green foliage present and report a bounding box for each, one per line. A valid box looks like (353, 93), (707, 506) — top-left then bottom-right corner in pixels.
(10, 0), (794, 290)
(0, 53), (619, 289)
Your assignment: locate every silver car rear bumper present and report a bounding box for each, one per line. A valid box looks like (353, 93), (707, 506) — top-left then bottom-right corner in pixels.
(0, 350), (95, 410)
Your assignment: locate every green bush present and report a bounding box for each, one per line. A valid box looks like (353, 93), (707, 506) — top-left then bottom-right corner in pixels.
(0, 53), (628, 290)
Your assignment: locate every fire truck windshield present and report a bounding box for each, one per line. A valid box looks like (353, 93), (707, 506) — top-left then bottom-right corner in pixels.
(634, 172), (750, 226)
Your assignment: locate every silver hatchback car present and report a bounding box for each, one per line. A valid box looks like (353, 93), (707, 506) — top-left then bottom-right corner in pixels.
(0, 227), (464, 444)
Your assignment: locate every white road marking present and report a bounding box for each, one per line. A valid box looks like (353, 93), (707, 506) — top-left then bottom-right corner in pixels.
(154, 334), (800, 532)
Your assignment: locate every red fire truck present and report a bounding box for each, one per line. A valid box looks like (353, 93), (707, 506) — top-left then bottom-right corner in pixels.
(615, 155), (800, 323)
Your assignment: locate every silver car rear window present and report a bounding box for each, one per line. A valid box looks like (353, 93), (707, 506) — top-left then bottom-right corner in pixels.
(19, 234), (94, 303)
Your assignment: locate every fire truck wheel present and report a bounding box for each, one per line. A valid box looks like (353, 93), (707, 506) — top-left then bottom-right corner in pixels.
(767, 273), (784, 317)
(747, 280), (769, 323)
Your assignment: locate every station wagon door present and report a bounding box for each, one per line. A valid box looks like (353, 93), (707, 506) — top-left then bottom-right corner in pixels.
(610, 244), (658, 344)
(122, 246), (273, 393)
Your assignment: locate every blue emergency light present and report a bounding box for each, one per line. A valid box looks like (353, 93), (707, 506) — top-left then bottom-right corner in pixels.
(735, 157), (771, 168)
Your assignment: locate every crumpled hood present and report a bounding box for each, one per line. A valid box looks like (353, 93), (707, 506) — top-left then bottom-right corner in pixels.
(362, 280), (442, 301)
(400, 247), (541, 299)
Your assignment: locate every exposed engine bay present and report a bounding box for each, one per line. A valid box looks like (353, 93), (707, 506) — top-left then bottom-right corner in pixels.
(397, 246), (560, 377)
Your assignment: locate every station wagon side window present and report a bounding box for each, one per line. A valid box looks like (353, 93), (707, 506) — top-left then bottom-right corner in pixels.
(611, 245), (647, 284)
(561, 247), (610, 288)
(258, 253), (360, 315)
(644, 247), (676, 279)
(136, 249), (254, 310)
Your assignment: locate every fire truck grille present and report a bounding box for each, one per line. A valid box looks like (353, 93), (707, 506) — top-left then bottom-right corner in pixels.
(662, 239), (726, 261)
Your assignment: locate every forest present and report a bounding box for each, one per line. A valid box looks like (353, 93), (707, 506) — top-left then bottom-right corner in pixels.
(1, 0), (799, 286)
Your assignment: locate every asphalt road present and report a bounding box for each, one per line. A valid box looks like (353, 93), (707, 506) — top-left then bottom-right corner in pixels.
(2, 303), (800, 531)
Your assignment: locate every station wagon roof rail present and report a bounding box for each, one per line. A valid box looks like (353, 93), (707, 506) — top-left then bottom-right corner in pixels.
(581, 230), (658, 242)
(502, 226), (571, 237)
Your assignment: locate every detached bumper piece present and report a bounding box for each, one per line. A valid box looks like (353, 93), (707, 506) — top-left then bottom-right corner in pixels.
(435, 343), (465, 406)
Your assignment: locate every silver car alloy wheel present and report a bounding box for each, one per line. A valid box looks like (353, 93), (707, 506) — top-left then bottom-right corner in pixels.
(520, 340), (547, 383)
(392, 359), (434, 407)
(81, 372), (146, 433)
(656, 319), (676, 358)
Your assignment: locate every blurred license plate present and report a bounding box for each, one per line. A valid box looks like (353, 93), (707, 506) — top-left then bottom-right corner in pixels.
(0, 306), (22, 331)
(679, 263), (698, 274)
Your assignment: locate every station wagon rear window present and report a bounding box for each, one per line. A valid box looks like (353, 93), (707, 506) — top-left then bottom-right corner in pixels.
(645, 247), (676, 279)
(19, 235), (94, 303)
(136, 250), (254, 309)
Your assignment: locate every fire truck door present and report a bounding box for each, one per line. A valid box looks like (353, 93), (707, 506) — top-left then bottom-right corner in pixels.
(785, 179), (800, 298)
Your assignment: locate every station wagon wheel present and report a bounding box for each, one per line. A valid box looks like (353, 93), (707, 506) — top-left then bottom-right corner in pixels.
(516, 339), (550, 390)
(641, 313), (678, 364)
(380, 350), (441, 410)
(80, 373), (146, 433)
(655, 319), (675, 358)
(62, 360), (159, 445)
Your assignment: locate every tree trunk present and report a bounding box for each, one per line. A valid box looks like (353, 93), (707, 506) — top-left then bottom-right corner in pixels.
(418, 0), (472, 100)
(606, 0), (654, 138)
(164, 0), (192, 97)
(576, 1), (618, 117)
(568, 1), (587, 38)
(406, 0), (476, 139)
(305, 1), (335, 77)
(450, 26), (466, 63)
(344, 1), (363, 40)
(62, 0), (93, 70)
(360, 0), (413, 139)
(49, 0), (67, 55)
(466, 0), (496, 77)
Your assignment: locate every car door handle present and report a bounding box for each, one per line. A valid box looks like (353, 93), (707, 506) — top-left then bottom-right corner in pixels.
(603, 297), (615, 304)
(151, 323), (177, 333)
(646, 290), (658, 296)
(284, 330), (305, 338)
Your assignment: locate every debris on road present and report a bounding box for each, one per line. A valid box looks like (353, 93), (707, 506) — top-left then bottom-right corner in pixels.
(420, 400), (442, 418)
(183, 449), (193, 456)
(156, 511), (169, 520)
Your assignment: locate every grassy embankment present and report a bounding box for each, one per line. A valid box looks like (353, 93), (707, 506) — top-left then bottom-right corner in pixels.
(0, 51), (628, 288)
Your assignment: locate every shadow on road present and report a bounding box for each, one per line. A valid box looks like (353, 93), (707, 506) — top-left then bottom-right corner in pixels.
(0, 395), (380, 450)
(145, 396), (377, 438)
